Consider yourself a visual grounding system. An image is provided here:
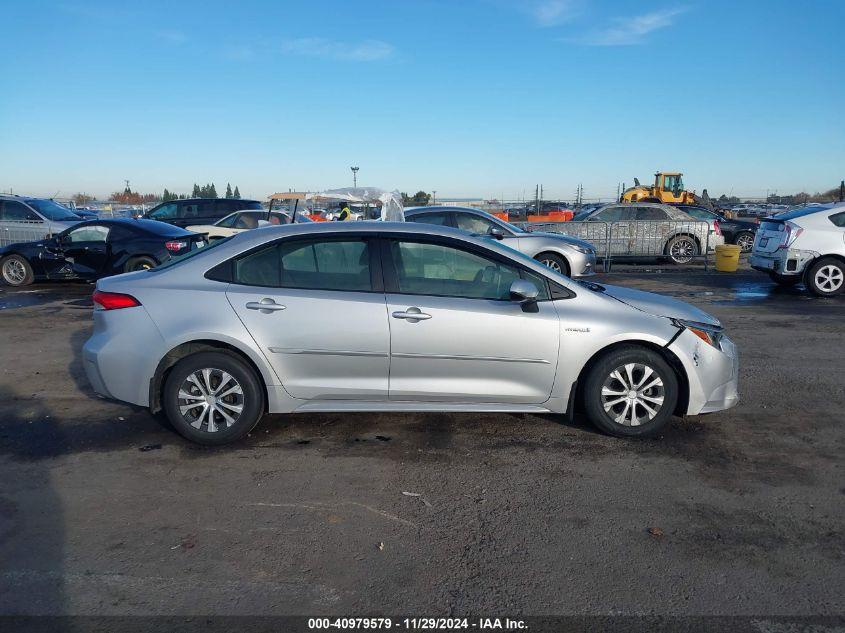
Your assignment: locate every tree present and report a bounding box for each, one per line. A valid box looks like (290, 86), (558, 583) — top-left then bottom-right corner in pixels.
(73, 193), (94, 205)
(192, 183), (201, 197)
(162, 189), (179, 202)
(233, 186), (241, 199)
(402, 191), (431, 206)
(225, 183), (233, 199)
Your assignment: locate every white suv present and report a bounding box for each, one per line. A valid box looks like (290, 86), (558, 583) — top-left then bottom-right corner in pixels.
(750, 204), (845, 296)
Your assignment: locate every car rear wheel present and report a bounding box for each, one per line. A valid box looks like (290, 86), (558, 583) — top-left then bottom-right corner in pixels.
(805, 258), (845, 297)
(163, 352), (265, 445)
(666, 235), (699, 264)
(535, 252), (570, 277)
(583, 346), (678, 438)
(734, 232), (755, 253)
(768, 272), (801, 287)
(126, 256), (157, 273)
(1, 255), (35, 287)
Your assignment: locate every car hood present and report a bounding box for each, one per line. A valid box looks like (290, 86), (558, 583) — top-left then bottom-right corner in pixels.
(521, 231), (595, 250)
(594, 283), (722, 327)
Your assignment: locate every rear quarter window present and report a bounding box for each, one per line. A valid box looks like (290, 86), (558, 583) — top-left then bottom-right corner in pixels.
(829, 211), (845, 227)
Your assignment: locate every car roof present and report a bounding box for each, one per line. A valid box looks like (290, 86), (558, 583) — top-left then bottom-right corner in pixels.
(74, 217), (195, 236)
(165, 198), (260, 203)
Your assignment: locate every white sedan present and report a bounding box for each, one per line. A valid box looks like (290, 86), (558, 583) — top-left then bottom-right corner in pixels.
(187, 210), (309, 240)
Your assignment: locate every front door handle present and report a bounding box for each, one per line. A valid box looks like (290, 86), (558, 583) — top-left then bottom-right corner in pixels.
(392, 307), (431, 322)
(246, 298), (286, 313)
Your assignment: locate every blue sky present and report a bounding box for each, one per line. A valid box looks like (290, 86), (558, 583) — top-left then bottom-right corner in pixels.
(1, 0), (843, 201)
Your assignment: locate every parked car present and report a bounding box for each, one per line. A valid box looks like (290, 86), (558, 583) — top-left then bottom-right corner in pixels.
(0, 218), (206, 287)
(675, 205), (759, 252)
(0, 195), (81, 246)
(405, 206), (597, 277)
(750, 204), (845, 296)
(83, 222), (739, 445)
(186, 210), (312, 240)
(562, 203), (723, 264)
(143, 198), (263, 228)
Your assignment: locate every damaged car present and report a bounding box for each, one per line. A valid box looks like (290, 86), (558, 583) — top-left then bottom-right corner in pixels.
(0, 218), (206, 287)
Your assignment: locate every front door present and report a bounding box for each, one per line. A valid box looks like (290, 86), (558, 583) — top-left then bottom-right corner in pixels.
(59, 224), (111, 278)
(382, 237), (560, 404)
(226, 236), (390, 401)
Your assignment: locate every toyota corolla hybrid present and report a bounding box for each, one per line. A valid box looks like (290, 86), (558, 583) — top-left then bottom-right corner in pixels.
(83, 222), (739, 445)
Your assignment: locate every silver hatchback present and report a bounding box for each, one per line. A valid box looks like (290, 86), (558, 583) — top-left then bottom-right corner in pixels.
(83, 222), (739, 444)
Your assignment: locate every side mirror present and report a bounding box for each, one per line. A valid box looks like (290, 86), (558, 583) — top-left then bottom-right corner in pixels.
(488, 227), (505, 240)
(509, 279), (539, 310)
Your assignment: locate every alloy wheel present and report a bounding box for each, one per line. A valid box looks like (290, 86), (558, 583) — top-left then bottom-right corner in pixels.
(601, 363), (665, 427)
(541, 258), (563, 273)
(814, 265), (844, 293)
(177, 368), (245, 433)
(2, 259), (26, 285)
(736, 234), (755, 252)
(669, 238), (696, 264)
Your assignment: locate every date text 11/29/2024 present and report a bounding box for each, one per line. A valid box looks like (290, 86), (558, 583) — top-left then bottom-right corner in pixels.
(308, 618), (527, 630)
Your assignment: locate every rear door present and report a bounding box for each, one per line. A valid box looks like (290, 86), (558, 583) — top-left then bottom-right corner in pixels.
(382, 236), (560, 404)
(226, 235), (391, 400)
(592, 206), (635, 255)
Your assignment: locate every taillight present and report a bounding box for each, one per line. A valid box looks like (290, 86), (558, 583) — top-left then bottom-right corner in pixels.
(165, 240), (188, 252)
(713, 220), (722, 236)
(778, 221), (803, 249)
(92, 290), (141, 310)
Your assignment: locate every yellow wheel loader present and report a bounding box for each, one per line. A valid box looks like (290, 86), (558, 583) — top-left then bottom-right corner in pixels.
(621, 172), (698, 204)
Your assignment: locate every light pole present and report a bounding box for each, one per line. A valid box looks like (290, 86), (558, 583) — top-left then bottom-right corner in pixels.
(432, 190), (436, 205)
(351, 166), (359, 189)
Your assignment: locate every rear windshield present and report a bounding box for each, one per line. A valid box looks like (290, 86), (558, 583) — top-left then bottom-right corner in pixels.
(154, 235), (234, 271)
(25, 199), (80, 221)
(774, 206), (831, 221)
(759, 220), (785, 232)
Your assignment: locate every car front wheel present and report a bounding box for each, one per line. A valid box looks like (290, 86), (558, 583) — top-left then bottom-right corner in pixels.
(583, 346), (678, 438)
(535, 252), (570, 276)
(805, 257), (845, 297)
(1, 255), (35, 287)
(163, 351), (265, 445)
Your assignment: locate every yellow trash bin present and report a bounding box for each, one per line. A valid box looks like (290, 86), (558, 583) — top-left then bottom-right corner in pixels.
(715, 244), (741, 272)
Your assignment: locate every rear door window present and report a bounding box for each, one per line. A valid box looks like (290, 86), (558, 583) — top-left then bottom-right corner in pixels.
(635, 207), (670, 221)
(1, 201), (41, 222)
(407, 212), (451, 226)
(233, 239), (373, 292)
(593, 207), (634, 222)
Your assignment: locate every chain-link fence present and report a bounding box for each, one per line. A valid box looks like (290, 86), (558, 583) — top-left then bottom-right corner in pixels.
(516, 220), (714, 271)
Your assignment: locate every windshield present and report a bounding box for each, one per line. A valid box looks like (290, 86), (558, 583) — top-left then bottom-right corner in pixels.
(154, 235), (234, 271)
(26, 199), (80, 221)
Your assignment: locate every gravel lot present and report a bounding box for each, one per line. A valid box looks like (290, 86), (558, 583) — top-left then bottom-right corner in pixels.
(0, 269), (842, 618)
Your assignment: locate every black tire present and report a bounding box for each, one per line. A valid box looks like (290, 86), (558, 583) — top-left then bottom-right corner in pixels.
(665, 235), (700, 264)
(125, 256), (157, 273)
(768, 272), (801, 287)
(582, 345), (679, 438)
(535, 252), (570, 277)
(805, 257), (845, 297)
(734, 231), (755, 253)
(163, 351), (265, 445)
(1, 254), (35, 287)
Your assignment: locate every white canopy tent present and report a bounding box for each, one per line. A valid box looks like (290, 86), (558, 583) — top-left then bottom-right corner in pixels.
(304, 187), (405, 222)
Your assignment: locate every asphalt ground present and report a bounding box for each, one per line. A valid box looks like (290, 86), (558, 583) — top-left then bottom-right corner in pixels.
(0, 266), (842, 621)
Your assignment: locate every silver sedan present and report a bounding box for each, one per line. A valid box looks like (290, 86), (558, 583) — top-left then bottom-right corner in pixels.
(405, 206), (597, 277)
(83, 222), (739, 445)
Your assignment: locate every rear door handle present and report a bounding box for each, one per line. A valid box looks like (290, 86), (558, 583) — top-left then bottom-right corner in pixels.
(246, 299), (286, 313)
(392, 307), (431, 322)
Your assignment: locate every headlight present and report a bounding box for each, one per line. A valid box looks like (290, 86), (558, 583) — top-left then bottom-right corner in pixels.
(673, 318), (724, 349)
(573, 245), (595, 254)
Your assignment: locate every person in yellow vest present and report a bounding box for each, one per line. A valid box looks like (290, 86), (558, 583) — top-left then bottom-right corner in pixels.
(336, 203), (352, 221)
